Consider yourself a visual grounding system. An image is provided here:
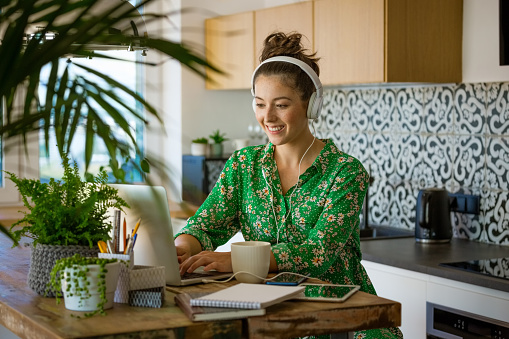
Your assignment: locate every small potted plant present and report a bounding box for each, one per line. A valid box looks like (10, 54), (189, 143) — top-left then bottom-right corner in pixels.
(48, 254), (121, 317)
(191, 137), (209, 156)
(5, 153), (128, 296)
(209, 129), (228, 157)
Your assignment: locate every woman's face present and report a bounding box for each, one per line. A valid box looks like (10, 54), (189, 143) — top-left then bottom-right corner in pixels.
(253, 75), (309, 147)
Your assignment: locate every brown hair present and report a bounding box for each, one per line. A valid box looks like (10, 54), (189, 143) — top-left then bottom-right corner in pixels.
(253, 32), (320, 102)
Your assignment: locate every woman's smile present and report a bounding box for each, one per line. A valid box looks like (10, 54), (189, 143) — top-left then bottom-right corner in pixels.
(266, 125), (285, 133)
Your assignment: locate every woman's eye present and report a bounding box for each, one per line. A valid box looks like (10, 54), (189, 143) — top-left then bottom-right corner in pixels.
(256, 103), (265, 108)
(276, 104), (288, 108)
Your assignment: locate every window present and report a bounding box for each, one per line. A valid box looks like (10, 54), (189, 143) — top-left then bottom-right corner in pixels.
(38, 50), (145, 183)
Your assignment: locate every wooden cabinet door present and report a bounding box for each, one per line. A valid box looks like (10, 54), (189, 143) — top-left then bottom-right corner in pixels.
(385, 0), (462, 83)
(205, 12), (254, 90)
(254, 2), (313, 65)
(314, 0), (385, 85)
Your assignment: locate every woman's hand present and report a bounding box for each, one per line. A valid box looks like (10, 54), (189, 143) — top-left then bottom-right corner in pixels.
(174, 234), (202, 265)
(179, 251), (233, 276)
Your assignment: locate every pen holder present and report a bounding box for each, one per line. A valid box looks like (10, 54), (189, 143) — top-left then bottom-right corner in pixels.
(128, 265), (166, 308)
(99, 251), (134, 303)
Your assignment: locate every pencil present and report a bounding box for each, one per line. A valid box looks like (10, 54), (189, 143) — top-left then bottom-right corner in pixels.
(131, 218), (141, 237)
(123, 217), (127, 252)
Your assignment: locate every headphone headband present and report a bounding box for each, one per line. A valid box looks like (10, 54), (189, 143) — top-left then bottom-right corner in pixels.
(250, 56), (323, 120)
(251, 56), (323, 97)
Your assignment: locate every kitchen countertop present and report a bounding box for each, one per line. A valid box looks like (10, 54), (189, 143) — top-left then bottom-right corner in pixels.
(360, 237), (509, 293)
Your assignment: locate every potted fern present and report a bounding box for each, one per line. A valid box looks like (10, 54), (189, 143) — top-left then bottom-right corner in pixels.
(48, 254), (121, 317)
(6, 153), (129, 296)
(209, 130), (228, 157)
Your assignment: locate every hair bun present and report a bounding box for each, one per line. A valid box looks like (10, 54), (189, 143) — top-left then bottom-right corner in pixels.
(260, 32), (319, 76)
(262, 32), (305, 60)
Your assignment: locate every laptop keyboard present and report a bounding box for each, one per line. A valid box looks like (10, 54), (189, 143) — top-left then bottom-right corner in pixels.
(181, 270), (228, 279)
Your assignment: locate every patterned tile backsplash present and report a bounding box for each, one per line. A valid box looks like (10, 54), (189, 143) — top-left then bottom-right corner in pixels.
(315, 82), (509, 246)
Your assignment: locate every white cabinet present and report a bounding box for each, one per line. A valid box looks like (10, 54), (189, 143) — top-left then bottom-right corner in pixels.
(362, 260), (509, 339)
(362, 260), (428, 339)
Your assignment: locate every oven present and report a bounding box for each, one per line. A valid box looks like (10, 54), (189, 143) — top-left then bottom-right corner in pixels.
(426, 302), (509, 338)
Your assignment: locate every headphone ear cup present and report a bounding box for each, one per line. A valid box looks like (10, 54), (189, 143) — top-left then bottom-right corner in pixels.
(306, 92), (317, 119)
(307, 92), (323, 120)
(252, 98), (256, 113)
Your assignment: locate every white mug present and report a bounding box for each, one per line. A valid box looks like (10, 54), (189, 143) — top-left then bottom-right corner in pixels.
(231, 241), (271, 284)
(232, 138), (250, 150)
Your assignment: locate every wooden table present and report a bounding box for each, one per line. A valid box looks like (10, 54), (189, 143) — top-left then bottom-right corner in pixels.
(0, 234), (401, 339)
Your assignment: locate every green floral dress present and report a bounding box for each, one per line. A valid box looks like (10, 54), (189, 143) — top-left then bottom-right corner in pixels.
(177, 139), (403, 339)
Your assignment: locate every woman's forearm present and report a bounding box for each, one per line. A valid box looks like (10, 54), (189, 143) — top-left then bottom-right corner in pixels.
(175, 234), (203, 255)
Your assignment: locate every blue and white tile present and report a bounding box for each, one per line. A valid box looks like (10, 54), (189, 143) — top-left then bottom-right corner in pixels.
(418, 134), (454, 189)
(371, 88), (397, 133)
(388, 181), (419, 230)
(453, 83), (487, 135)
(317, 89), (350, 132)
(369, 133), (394, 182)
(452, 211), (483, 241)
(369, 177), (392, 227)
(347, 90), (371, 132)
(482, 190), (509, 245)
(450, 187), (483, 241)
(486, 82), (509, 136)
(423, 85), (455, 134)
(393, 87), (423, 133)
(391, 133), (423, 183)
(452, 135), (485, 190)
(331, 131), (371, 166)
(485, 136), (509, 191)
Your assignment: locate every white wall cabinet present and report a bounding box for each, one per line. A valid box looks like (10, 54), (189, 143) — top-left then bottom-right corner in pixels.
(362, 260), (509, 339)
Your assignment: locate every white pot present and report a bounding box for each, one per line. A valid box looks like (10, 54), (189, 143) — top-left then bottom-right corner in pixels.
(191, 143), (208, 156)
(61, 261), (120, 312)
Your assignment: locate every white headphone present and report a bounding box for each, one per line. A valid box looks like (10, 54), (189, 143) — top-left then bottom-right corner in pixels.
(251, 56), (323, 120)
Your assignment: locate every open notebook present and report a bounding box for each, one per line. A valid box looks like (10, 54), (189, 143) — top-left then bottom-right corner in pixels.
(110, 184), (232, 286)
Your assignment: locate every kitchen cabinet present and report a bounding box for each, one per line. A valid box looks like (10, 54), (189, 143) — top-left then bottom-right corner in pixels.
(254, 2), (313, 62)
(205, 11), (255, 89)
(362, 260), (509, 339)
(314, 0), (463, 85)
(205, 0), (462, 89)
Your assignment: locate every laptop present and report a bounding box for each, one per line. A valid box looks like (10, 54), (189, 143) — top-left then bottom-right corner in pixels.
(109, 184), (232, 286)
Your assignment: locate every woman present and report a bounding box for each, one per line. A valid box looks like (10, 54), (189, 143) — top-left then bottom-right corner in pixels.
(176, 32), (403, 339)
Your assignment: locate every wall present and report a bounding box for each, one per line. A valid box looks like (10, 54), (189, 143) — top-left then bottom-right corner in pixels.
(315, 82), (509, 245)
(463, 0), (509, 82)
(179, 0), (265, 158)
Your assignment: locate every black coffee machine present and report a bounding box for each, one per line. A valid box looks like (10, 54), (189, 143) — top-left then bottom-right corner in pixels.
(415, 188), (452, 243)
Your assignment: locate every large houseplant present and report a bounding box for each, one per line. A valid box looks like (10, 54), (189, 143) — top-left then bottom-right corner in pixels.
(0, 0), (222, 240)
(6, 153), (129, 296)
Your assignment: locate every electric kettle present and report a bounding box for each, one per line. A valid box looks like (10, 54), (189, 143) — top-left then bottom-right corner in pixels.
(415, 188), (452, 243)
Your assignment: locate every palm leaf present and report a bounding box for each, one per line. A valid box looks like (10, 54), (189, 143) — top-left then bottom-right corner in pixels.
(0, 0), (224, 241)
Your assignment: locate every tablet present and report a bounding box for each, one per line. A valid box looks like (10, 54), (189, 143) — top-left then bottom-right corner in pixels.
(265, 273), (310, 286)
(294, 284), (360, 302)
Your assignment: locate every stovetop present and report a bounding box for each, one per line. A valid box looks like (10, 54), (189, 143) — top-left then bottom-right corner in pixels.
(440, 257), (509, 281)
